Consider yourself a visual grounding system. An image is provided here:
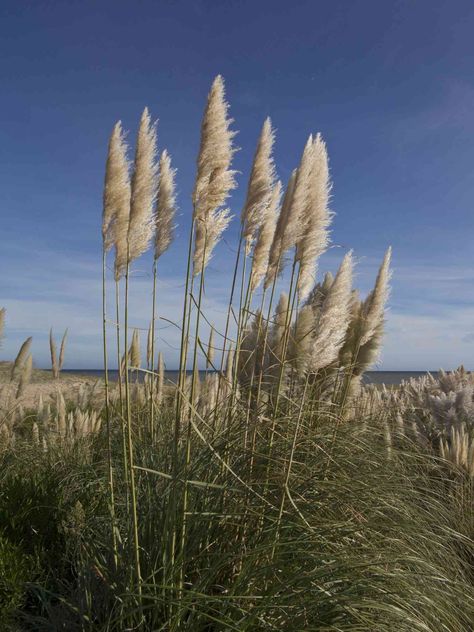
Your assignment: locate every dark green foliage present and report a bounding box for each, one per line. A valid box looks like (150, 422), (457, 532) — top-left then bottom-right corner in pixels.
(0, 415), (472, 630)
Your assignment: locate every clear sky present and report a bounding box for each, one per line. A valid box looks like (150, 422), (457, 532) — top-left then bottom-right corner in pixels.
(1, 0), (473, 370)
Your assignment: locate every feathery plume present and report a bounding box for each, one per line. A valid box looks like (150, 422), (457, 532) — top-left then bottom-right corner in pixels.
(130, 329), (141, 369)
(50, 329), (58, 379)
(193, 207), (232, 274)
(206, 327), (215, 369)
(296, 134), (332, 300)
(250, 180), (282, 293)
(103, 122), (131, 254)
(225, 344), (234, 384)
(127, 107), (158, 264)
(59, 329), (68, 371)
(10, 336), (32, 381)
(280, 136), (314, 259)
(16, 354), (33, 399)
(147, 323), (153, 368)
(264, 169), (297, 288)
(289, 304), (314, 373)
(192, 76), (237, 275)
(0, 308), (5, 346)
(360, 247), (392, 346)
(306, 271), (334, 313)
(308, 251), (353, 372)
(242, 118), (276, 253)
(193, 75), (237, 216)
(154, 149), (177, 260)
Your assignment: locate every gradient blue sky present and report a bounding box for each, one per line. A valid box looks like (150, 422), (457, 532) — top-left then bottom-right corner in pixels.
(1, 0), (473, 370)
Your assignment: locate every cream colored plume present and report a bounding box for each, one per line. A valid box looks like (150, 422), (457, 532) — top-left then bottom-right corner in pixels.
(242, 117), (276, 253)
(290, 304), (314, 373)
(280, 136), (314, 257)
(154, 149), (177, 260)
(130, 329), (141, 369)
(264, 169), (297, 289)
(192, 76), (237, 275)
(306, 271), (334, 313)
(360, 247), (392, 346)
(193, 207), (232, 274)
(193, 75), (237, 217)
(250, 180), (282, 292)
(11, 336), (32, 380)
(0, 308), (5, 345)
(206, 327), (215, 369)
(296, 134), (332, 300)
(308, 251), (353, 372)
(103, 121), (131, 254)
(59, 329), (68, 371)
(49, 329), (58, 379)
(16, 354), (33, 400)
(127, 108), (158, 264)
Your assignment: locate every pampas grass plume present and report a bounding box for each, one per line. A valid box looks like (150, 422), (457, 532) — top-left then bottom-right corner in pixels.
(128, 107), (158, 264)
(242, 117), (276, 253)
(193, 76), (237, 275)
(154, 149), (177, 260)
(280, 135), (313, 257)
(296, 134), (332, 300)
(130, 329), (141, 369)
(0, 308), (5, 345)
(206, 327), (215, 369)
(11, 336), (32, 380)
(59, 329), (68, 371)
(360, 247), (392, 346)
(308, 251), (353, 372)
(265, 169), (297, 289)
(16, 354), (33, 399)
(193, 75), (237, 217)
(250, 180), (282, 293)
(103, 121), (131, 255)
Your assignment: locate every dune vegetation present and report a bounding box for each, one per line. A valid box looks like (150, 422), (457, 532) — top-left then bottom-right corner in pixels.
(0, 76), (473, 630)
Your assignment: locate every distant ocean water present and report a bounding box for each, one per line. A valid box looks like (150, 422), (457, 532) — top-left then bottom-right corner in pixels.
(62, 369), (437, 386)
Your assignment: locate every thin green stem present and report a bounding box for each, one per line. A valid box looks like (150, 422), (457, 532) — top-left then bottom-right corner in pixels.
(115, 279), (129, 510)
(102, 248), (118, 570)
(124, 256), (142, 598)
(150, 258), (158, 440)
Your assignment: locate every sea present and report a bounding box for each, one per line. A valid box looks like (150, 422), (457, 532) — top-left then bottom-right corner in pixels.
(61, 370), (436, 387)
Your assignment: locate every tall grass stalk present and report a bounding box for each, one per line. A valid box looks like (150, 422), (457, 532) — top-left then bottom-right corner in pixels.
(101, 247), (118, 569)
(123, 257), (142, 596)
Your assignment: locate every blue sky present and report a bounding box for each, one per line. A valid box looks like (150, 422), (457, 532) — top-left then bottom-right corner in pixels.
(1, 0), (473, 370)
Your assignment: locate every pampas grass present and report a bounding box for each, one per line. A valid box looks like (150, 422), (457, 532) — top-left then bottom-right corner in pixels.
(15, 354), (32, 399)
(7, 76), (472, 632)
(127, 107), (158, 265)
(265, 169), (297, 289)
(58, 328), (68, 372)
(242, 117), (276, 254)
(249, 180), (282, 293)
(103, 121), (131, 258)
(296, 134), (332, 300)
(0, 308), (5, 346)
(10, 336), (32, 381)
(49, 329), (58, 379)
(306, 251), (353, 372)
(154, 149), (177, 261)
(192, 76), (237, 275)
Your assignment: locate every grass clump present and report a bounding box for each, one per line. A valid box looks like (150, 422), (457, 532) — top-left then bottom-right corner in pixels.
(0, 76), (472, 629)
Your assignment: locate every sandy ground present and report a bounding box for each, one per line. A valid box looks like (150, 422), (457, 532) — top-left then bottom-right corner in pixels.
(0, 362), (105, 410)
